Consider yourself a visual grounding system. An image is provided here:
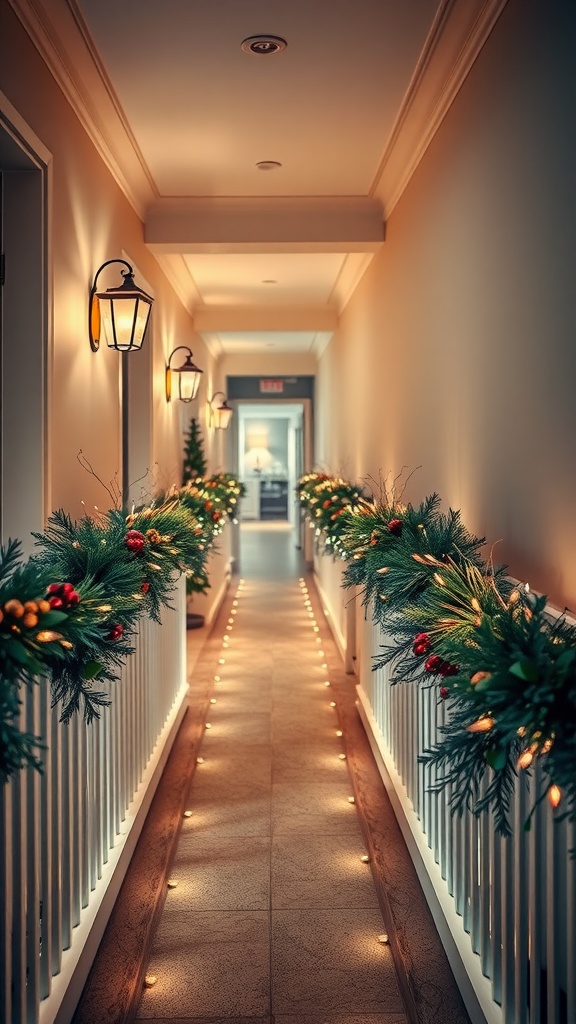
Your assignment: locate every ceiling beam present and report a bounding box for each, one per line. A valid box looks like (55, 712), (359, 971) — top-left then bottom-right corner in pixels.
(194, 306), (338, 333)
(145, 197), (384, 254)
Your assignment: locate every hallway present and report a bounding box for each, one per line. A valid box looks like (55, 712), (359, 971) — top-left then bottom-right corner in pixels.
(128, 525), (466, 1024)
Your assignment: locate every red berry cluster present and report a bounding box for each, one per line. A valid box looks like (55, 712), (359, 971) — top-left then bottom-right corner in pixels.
(125, 529), (145, 554)
(141, 582), (150, 595)
(387, 518), (403, 536)
(425, 654), (459, 677)
(439, 686), (450, 700)
(109, 624), (123, 641)
(47, 582), (80, 609)
(412, 631), (431, 656)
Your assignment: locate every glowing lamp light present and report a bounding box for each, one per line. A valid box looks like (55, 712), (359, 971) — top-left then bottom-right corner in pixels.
(378, 934), (390, 945)
(183, 810), (193, 818)
(165, 346), (203, 402)
(348, 796), (355, 804)
(143, 974), (158, 988)
(338, 753), (346, 761)
(210, 698), (217, 704)
(360, 854), (370, 863)
(197, 757), (205, 764)
(167, 879), (178, 889)
(89, 259), (153, 352)
(330, 701), (336, 708)
(209, 391), (234, 429)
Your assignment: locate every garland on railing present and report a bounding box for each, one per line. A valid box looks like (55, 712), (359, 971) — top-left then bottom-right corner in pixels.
(0, 473), (244, 783)
(298, 471), (576, 836)
(296, 471), (369, 558)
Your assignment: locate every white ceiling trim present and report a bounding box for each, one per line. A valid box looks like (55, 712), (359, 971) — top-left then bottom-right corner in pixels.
(329, 252), (376, 315)
(371, 0), (511, 215)
(7, 0), (156, 217)
(11, 0), (509, 234)
(145, 197), (384, 255)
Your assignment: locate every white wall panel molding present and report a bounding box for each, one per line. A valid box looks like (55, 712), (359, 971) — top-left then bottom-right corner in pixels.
(371, 0), (511, 217)
(7, 0), (156, 217)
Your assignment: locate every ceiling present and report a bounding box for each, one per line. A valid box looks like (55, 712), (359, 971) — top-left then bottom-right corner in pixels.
(16, 0), (507, 355)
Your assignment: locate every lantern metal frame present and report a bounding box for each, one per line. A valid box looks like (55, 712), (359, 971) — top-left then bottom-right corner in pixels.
(165, 346), (204, 403)
(89, 258), (154, 353)
(208, 391), (234, 430)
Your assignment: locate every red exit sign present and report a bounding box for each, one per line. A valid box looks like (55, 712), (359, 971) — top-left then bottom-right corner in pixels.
(259, 379), (284, 393)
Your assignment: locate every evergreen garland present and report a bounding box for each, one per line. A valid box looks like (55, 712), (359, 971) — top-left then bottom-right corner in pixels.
(297, 471), (576, 835)
(296, 472), (369, 558)
(0, 472), (243, 780)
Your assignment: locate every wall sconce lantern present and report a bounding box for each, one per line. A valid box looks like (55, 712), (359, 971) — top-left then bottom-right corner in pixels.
(89, 259), (153, 352)
(165, 346), (203, 403)
(209, 392), (234, 430)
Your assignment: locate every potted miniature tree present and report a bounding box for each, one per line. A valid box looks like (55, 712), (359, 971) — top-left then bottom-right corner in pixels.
(182, 418), (208, 629)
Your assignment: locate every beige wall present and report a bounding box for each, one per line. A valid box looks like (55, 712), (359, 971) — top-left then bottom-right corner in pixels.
(0, 1), (214, 522)
(317, 0), (576, 611)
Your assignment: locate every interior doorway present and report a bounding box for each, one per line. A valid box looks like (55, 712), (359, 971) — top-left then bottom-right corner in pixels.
(236, 402), (304, 525)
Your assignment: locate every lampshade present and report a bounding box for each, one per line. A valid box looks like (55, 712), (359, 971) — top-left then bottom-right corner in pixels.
(89, 259), (153, 352)
(245, 447), (274, 473)
(166, 347), (203, 403)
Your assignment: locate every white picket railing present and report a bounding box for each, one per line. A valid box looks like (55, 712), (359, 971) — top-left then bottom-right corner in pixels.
(0, 578), (188, 1024)
(356, 610), (576, 1024)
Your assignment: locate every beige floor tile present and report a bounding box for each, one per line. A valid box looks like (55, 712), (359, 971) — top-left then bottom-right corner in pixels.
(168, 836), (271, 911)
(271, 835), (380, 910)
(272, 782), (364, 837)
(272, 743), (351, 783)
(271, 909), (405, 1016)
(190, 747), (272, 790)
(138, 911), (269, 1019)
(182, 790), (271, 838)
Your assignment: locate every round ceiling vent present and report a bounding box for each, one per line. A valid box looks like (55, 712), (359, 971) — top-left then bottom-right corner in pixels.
(241, 35), (287, 56)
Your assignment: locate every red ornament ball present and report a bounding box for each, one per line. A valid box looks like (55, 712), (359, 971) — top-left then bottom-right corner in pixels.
(125, 529), (145, 554)
(141, 582), (150, 595)
(425, 654), (442, 673)
(412, 632), (431, 656)
(439, 686), (450, 699)
(109, 624), (123, 641)
(387, 519), (403, 536)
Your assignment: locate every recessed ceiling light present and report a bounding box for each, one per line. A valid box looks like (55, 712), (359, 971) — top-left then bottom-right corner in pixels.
(262, 279), (277, 284)
(241, 35), (287, 56)
(256, 160), (282, 171)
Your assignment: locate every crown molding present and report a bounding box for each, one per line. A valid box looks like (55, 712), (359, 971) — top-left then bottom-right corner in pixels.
(7, 0), (156, 218)
(371, 0), (510, 216)
(329, 252), (376, 315)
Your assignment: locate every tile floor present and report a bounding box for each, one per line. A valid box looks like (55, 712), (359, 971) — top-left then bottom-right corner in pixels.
(136, 523), (409, 1024)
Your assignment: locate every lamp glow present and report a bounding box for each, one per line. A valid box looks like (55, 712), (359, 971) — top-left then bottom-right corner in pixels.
(378, 934), (390, 945)
(183, 810), (193, 818)
(144, 974), (158, 988)
(360, 854), (370, 863)
(197, 757), (205, 764)
(167, 879), (178, 889)
(208, 391), (234, 429)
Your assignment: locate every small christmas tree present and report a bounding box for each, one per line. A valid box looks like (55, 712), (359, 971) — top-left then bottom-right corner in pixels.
(182, 418), (207, 484)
